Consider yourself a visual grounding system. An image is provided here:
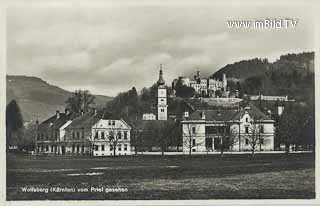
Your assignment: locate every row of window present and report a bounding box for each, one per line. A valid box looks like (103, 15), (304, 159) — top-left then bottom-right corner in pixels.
(191, 138), (265, 147)
(94, 144), (128, 152)
(37, 132), (58, 141)
(94, 131), (128, 140)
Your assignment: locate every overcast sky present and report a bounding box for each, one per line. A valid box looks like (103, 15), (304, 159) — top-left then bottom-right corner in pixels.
(7, 3), (315, 96)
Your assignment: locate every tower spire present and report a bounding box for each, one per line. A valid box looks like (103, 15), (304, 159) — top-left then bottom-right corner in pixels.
(157, 64), (165, 86)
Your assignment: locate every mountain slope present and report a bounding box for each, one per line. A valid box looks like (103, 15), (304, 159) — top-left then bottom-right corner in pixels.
(6, 75), (113, 122)
(211, 52), (315, 103)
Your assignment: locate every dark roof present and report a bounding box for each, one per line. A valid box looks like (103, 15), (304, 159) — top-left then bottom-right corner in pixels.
(184, 104), (272, 122)
(232, 104), (272, 121)
(38, 112), (79, 130)
(66, 110), (122, 129)
(186, 110), (238, 122)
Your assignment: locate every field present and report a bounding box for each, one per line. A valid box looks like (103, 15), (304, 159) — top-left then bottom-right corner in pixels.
(6, 153), (315, 200)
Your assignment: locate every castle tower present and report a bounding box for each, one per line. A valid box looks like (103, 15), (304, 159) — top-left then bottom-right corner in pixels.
(157, 64), (167, 121)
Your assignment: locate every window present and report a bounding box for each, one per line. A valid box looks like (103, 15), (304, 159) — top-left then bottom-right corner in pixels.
(124, 144), (128, 151)
(101, 145), (105, 151)
(112, 121), (115, 126)
(94, 145), (99, 151)
(82, 130), (85, 139)
(161, 109), (164, 112)
(245, 139), (249, 145)
(110, 145), (113, 151)
(37, 133), (40, 141)
(245, 117), (248, 122)
(77, 132), (80, 139)
(245, 126), (249, 134)
(46, 145), (49, 151)
(77, 145), (80, 153)
(108, 121), (111, 126)
(124, 131), (128, 140)
(192, 139), (196, 146)
(118, 132), (122, 139)
(101, 132), (105, 139)
(72, 145), (75, 152)
(109, 132), (114, 140)
(95, 132), (98, 139)
(118, 144), (122, 151)
(72, 132), (75, 139)
(260, 125), (264, 133)
(192, 127), (196, 134)
(82, 145), (84, 152)
(260, 138), (264, 145)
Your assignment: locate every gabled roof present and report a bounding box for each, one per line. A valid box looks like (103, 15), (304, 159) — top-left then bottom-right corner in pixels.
(183, 104), (273, 122)
(232, 104), (273, 121)
(38, 112), (79, 130)
(185, 110), (238, 122)
(66, 110), (124, 129)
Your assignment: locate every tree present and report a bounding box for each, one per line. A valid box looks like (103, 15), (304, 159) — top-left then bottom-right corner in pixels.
(182, 123), (203, 156)
(109, 126), (121, 157)
(277, 105), (300, 153)
(19, 123), (37, 152)
(216, 124), (238, 156)
(174, 81), (195, 98)
(65, 90), (95, 114)
(6, 100), (24, 151)
(244, 120), (263, 156)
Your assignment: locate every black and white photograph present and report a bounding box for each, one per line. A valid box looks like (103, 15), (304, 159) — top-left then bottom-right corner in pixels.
(3, 0), (318, 204)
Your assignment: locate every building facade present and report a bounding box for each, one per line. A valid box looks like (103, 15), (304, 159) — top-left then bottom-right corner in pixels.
(181, 105), (274, 153)
(173, 70), (228, 97)
(36, 110), (132, 156)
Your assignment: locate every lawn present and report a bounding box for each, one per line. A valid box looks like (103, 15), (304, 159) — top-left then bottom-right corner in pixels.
(6, 153), (315, 200)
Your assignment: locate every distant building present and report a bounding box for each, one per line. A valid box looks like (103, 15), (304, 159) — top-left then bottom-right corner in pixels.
(142, 113), (157, 120)
(181, 104), (274, 153)
(249, 94), (291, 101)
(157, 65), (168, 120)
(173, 70), (228, 97)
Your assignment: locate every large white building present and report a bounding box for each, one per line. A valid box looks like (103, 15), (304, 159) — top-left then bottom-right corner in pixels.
(36, 110), (132, 156)
(181, 105), (274, 153)
(173, 70), (228, 97)
(91, 119), (131, 156)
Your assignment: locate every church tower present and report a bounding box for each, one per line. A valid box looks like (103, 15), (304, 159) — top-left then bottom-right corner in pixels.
(157, 64), (167, 121)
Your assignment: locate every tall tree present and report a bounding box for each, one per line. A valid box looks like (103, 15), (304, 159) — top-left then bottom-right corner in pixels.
(65, 90), (95, 114)
(244, 120), (263, 156)
(6, 100), (24, 151)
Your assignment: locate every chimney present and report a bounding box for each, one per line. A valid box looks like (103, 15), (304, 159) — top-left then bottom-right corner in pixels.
(184, 111), (189, 118)
(56, 110), (60, 119)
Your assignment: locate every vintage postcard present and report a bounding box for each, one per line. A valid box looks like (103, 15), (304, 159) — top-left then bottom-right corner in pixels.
(2, 0), (319, 205)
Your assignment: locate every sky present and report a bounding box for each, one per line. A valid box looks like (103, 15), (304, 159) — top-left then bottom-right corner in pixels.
(7, 3), (315, 97)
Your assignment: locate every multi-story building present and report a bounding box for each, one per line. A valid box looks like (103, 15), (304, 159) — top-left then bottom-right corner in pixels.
(36, 109), (78, 154)
(181, 104), (274, 153)
(173, 70), (227, 97)
(36, 110), (132, 156)
(91, 118), (131, 156)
